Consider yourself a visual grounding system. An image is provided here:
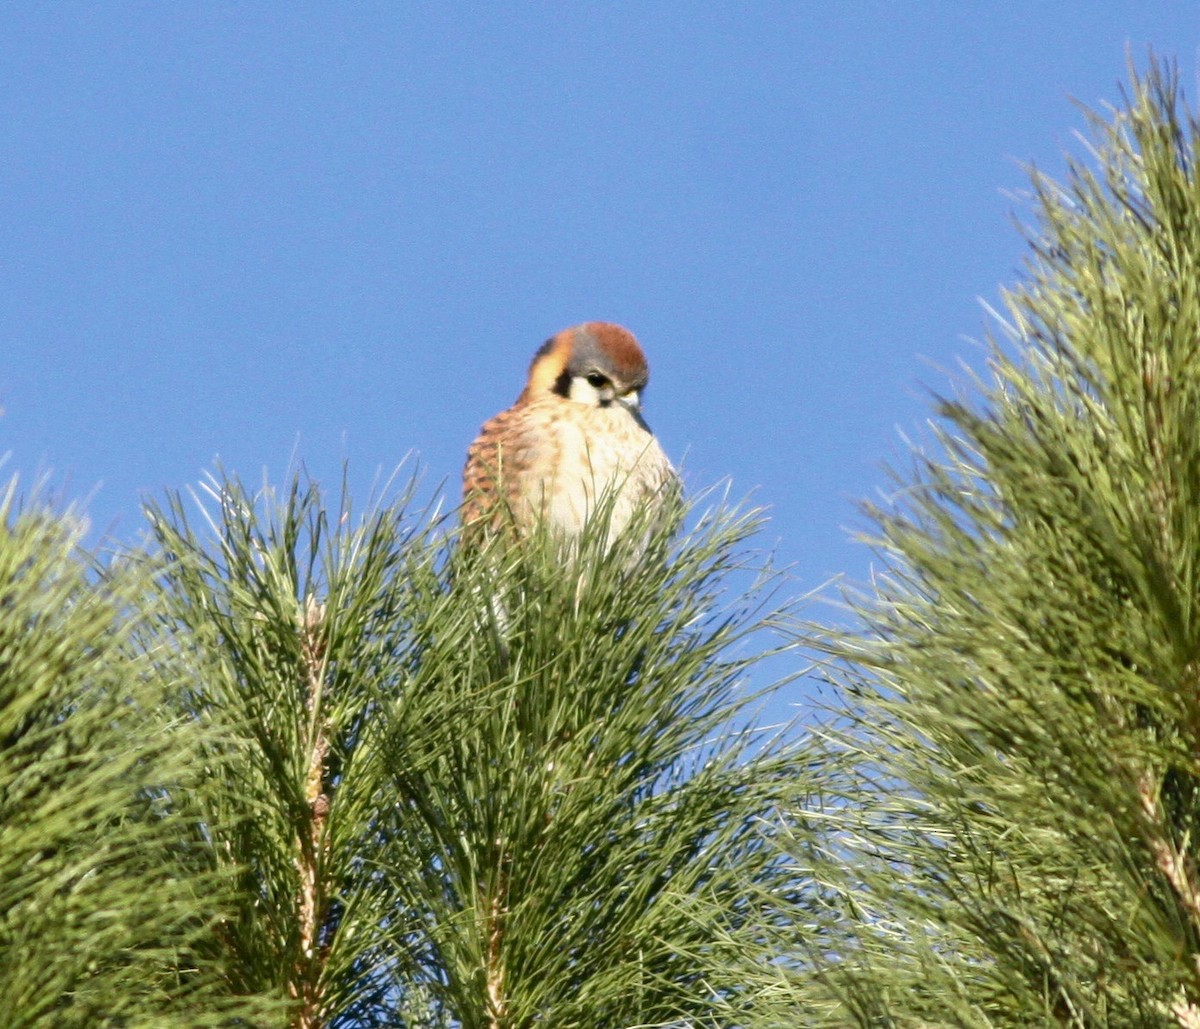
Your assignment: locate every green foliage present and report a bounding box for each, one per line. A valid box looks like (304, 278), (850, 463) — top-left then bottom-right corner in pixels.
(383, 494), (822, 1027)
(0, 463), (823, 1026)
(145, 470), (449, 1025)
(138, 470), (824, 1027)
(0, 481), (276, 1028)
(809, 58), (1200, 1026)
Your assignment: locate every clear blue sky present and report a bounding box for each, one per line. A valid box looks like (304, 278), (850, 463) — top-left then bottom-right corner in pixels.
(2, 6), (1196, 631)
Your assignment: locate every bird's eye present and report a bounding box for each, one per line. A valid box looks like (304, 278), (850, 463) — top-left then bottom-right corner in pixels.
(586, 372), (608, 389)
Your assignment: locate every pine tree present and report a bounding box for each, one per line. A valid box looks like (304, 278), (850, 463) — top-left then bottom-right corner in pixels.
(131, 471), (826, 1027)
(0, 480), (283, 1027)
(806, 58), (1200, 1027)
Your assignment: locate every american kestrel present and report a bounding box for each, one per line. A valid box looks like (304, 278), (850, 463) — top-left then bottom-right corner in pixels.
(462, 322), (678, 545)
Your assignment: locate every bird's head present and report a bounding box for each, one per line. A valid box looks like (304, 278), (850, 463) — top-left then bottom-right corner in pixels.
(520, 322), (650, 415)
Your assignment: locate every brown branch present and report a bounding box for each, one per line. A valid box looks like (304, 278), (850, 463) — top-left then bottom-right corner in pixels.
(1137, 770), (1200, 1028)
(1137, 770), (1200, 925)
(485, 866), (510, 1029)
(291, 596), (331, 1029)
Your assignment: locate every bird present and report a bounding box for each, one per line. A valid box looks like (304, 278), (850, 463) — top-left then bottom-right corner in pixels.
(462, 322), (678, 548)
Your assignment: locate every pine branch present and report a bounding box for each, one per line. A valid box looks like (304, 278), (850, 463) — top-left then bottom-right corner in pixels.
(0, 480), (281, 1027)
(292, 596), (332, 1028)
(800, 54), (1200, 1027)
(138, 468), (828, 1027)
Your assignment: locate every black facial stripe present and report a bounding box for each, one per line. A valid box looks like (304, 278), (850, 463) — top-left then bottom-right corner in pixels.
(552, 368), (572, 397)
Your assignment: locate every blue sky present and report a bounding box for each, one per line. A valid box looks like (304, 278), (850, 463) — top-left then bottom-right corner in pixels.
(2, 6), (1197, 643)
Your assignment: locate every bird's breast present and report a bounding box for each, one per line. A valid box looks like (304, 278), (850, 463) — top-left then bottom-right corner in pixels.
(521, 401), (673, 538)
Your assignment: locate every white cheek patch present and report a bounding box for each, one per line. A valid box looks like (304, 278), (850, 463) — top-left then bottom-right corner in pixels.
(568, 377), (603, 406)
